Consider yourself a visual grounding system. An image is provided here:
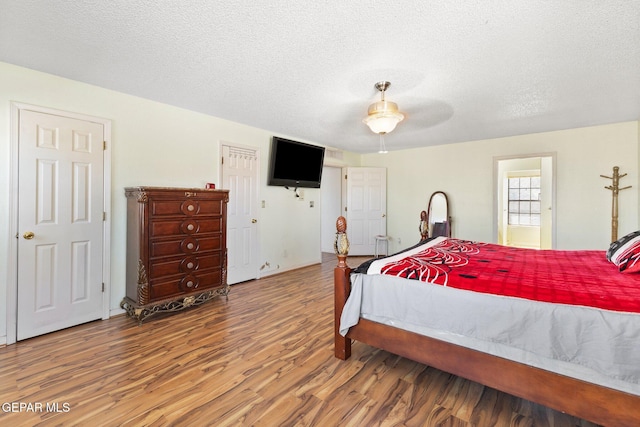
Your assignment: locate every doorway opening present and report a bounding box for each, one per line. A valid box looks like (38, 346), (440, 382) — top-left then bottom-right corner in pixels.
(320, 166), (342, 254)
(494, 154), (556, 249)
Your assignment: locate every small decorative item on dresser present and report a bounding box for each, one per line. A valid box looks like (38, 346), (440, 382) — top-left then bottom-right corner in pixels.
(120, 187), (230, 324)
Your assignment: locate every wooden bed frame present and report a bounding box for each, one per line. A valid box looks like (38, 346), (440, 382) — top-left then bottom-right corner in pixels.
(333, 214), (640, 427)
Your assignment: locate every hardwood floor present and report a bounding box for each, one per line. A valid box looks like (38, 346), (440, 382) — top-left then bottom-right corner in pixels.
(0, 254), (600, 426)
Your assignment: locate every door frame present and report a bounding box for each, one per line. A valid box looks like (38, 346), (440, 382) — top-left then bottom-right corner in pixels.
(493, 152), (556, 249)
(320, 165), (342, 253)
(6, 102), (112, 345)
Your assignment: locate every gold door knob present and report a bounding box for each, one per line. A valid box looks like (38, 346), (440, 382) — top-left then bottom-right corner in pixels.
(252, 219), (257, 223)
(23, 231), (35, 240)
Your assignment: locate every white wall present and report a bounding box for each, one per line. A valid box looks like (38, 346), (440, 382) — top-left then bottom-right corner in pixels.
(362, 122), (640, 253)
(0, 62), (356, 343)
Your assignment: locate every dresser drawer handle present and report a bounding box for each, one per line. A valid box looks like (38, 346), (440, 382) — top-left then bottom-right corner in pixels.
(181, 200), (200, 216)
(180, 220), (199, 234)
(182, 275), (198, 289)
(181, 238), (199, 253)
(180, 257), (198, 272)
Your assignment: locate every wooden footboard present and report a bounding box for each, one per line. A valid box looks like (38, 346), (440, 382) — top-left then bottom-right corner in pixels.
(333, 215), (640, 427)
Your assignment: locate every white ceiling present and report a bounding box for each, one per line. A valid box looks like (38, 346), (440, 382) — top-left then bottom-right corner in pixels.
(1, 1), (639, 153)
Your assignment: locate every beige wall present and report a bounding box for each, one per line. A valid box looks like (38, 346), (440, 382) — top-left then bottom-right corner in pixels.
(362, 121), (640, 254)
(0, 62), (358, 343)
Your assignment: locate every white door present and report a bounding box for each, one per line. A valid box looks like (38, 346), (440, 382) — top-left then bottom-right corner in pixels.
(222, 144), (259, 284)
(17, 109), (106, 340)
(343, 167), (387, 256)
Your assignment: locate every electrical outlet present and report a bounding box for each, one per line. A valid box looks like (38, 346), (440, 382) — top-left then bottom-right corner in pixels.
(310, 201), (314, 208)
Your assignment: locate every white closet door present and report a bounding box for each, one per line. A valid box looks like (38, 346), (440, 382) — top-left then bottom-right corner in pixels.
(343, 167), (387, 256)
(17, 109), (105, 340)
(222, 144), (259, 284)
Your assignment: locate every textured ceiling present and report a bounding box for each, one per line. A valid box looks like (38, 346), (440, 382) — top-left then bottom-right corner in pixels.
(1, 1), (639, 153)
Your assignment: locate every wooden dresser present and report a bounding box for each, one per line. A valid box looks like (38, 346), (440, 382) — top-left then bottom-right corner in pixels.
(121, 187), (230, 323)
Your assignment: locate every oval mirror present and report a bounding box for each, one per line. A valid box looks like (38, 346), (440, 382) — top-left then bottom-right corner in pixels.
(427, 191), (450, 237)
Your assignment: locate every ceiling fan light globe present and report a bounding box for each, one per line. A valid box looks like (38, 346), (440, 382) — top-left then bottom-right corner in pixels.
(363, 99), (404, 134)
(363, 113), (404, 134)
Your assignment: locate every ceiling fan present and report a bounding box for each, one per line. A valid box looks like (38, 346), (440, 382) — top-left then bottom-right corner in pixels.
(362, 81), (405, 153)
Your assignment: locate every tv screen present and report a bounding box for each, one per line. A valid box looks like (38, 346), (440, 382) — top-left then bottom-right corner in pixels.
(268, 137), (325, 188)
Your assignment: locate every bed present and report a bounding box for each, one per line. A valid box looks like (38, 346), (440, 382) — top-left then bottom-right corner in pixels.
(333, 214), (640, 426)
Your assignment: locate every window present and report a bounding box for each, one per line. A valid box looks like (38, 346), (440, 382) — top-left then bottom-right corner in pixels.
(508, 176), (541, 226)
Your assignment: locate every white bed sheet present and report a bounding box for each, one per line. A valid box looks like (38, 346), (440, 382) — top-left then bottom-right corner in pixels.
(340, 271), (640, 396)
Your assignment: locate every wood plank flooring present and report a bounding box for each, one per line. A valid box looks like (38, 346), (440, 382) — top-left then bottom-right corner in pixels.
(0, 254), (601, 426)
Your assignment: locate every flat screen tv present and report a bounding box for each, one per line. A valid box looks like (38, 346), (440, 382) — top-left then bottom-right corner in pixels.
(268, 137), (325, 188)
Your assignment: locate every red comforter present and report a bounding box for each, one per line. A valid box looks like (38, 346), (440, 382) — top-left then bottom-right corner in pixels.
(374, 238), (640, 313)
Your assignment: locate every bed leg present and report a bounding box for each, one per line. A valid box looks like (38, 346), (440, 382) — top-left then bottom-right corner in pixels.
(334, 254), (352, 360)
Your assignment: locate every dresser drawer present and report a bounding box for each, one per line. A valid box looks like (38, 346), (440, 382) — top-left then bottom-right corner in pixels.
(150, 218), (222, 238)
(150, 198), (223, 217)
(149, 253), (222, 279)
(150, 235), (222, 258)
(149, 270), (223, 300)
